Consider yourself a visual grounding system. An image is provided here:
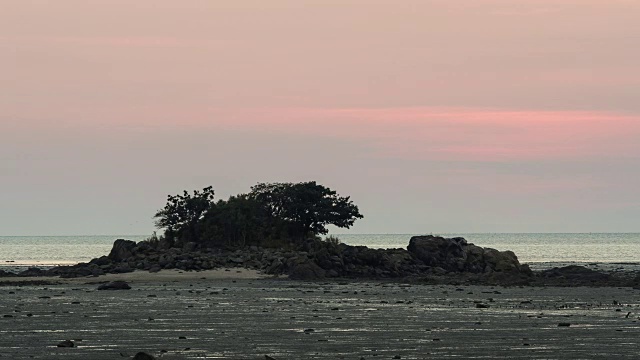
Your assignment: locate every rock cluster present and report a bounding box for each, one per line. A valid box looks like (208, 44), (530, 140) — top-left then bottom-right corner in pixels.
(5, 235), (532, 282)
(407, 235), (526, 274)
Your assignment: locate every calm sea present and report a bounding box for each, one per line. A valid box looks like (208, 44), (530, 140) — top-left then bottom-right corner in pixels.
(1, 233), (638, 270)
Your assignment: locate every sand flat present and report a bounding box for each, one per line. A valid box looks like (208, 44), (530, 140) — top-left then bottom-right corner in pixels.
(0, 275), (639, 359)
(0, 268), (269, 285)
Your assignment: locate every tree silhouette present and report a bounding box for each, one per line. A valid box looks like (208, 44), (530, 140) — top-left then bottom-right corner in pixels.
(154, 186), (215, 244)
(249, 181), (363, 239)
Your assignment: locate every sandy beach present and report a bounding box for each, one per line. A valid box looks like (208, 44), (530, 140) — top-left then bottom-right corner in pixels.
(1, 270), (639, 359)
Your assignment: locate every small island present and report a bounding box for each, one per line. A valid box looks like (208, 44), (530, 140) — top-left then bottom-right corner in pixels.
(1, 182), (640, 359)
(2, 182), (638, 288)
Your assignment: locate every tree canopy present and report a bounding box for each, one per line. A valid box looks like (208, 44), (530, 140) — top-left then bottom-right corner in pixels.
(153, 186), (215, 243)
(249, 181), (363, 238)
(153, 182), (362, 248)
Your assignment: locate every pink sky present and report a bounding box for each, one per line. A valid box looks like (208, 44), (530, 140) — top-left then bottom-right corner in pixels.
(1, 1), (639, 234)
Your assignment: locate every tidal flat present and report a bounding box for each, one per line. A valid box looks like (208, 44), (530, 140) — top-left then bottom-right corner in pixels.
(1, 272), (639, 359)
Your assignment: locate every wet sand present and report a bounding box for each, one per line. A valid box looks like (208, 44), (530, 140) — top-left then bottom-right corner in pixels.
(1, 270), (639, 359)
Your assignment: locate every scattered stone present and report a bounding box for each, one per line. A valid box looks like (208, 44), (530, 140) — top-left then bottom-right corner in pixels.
(132, 352), (156, 360)
(56, 340), (74, 347)
(97, 281), (131, 290)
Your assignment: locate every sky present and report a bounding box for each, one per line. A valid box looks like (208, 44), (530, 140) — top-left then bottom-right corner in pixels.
(1, 0), (639, 235)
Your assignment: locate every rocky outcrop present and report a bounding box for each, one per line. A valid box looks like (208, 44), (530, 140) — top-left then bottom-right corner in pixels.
(407, 235), (530, 275)
(536, 265), (613, 286)
(108, 239), (138, 262)
(287, 257), (326, 280)
(0, 235), (538, 284)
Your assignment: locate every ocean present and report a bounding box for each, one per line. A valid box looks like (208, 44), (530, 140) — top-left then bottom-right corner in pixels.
(1, 233), (638, 271)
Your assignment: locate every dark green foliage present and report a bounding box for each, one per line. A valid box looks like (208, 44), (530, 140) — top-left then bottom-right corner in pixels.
(153, 186), (215, 245)
(249, 181), (363, 239)
(154, 182), (363, 248)
(201, 195), (266, 247)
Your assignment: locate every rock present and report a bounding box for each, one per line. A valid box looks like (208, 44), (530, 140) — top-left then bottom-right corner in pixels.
(288, 259), (325, 280)
(90, 255), (112, 266)
(540, 265), (612, 286)
(0, 270), (17, 277)
(18, 267), (48, 277)
(112, 263), (134, 274)
(183, 242), (198, 252)
(57, 340), (74, 347)
(407, 235), (467, 271)
(408, 235), (526, 275)
(108, 239), (138, 262)
(133, 352), (156, 360)
(483, 248), (521, 272)
(265, 259), (284, 275)
(97, 281), (131, 290)
(148, 264), (162, 273)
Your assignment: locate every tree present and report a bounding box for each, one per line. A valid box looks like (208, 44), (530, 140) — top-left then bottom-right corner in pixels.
(201, 195), (266, 247)
(154, 186), (215, 244)
(249, 181), (363, 239)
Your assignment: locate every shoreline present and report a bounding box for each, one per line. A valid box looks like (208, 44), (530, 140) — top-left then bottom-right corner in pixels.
(1, 235), (638, 289)
(4, 260), (640, 276)
(0, 268), (271, 285)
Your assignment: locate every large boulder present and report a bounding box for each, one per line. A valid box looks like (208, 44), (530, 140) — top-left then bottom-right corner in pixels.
(407, 235), (528, 274)
(407, 236), (468, 272)
(108, 239), (138, 262)
(287, 257), (326, 280)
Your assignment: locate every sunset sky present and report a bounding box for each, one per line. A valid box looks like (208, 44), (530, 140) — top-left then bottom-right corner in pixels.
(2, 1), (639, 235)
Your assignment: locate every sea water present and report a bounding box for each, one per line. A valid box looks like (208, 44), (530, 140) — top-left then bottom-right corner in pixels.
(0, 233), (638, 269)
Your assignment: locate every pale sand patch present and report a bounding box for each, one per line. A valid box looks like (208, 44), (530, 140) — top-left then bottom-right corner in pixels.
(0, 268), (274, 284)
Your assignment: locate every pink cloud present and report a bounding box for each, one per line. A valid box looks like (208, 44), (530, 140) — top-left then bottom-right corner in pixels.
(196, 107), (640, 162)
(7, 106), (639, 163)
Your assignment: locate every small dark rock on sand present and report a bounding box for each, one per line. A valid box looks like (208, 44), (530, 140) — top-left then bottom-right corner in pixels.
(57, 340), (74, 347)
(97, 281), (131, 290)
(132, 352), (156, 360)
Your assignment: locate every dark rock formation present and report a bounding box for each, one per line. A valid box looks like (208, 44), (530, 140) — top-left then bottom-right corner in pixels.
(18, 268), (49, 277)
(537, 265), (613, 286)
(0, 270), (17, 277)
(133, 352), (156, 360)
(407, 235), (530, 275)
(97, 281), (131, 290)
(10, 235), (640, 287)
(108, 239), (138, 262)
(57, 340), (74, 347)
(287, 257), (326, 280)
